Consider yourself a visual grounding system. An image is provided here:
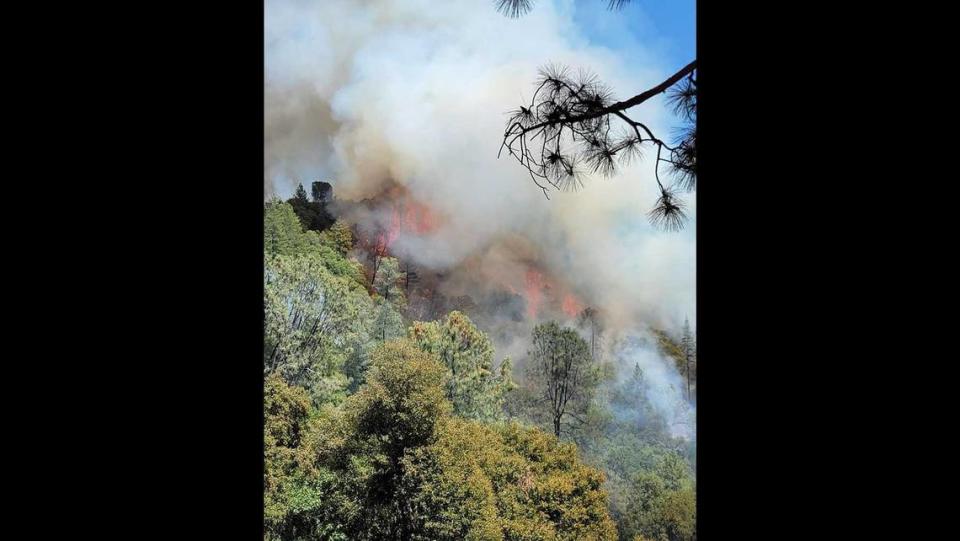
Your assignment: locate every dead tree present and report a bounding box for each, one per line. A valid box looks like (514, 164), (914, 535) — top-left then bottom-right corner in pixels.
(577, 307), (604, 362)
(680, 317), (696, 401)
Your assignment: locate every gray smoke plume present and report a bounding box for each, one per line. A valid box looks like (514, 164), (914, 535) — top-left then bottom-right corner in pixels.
(607, 329), (696, 441)
(265, 0), (695, 346)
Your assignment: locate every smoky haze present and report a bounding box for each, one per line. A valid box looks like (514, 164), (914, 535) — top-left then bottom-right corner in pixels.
(265, 0), (696, 432)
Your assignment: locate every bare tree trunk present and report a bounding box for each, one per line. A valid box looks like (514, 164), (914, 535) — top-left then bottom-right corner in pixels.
(591, 324), (596, 360)
(370, 251), (381, 285)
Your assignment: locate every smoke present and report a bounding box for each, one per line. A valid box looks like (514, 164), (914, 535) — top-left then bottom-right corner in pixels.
(265, 0), (695, 335)
(608, 330), (696, 441)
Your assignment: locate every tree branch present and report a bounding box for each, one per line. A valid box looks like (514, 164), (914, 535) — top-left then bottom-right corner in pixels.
(498, 59), (697, 229)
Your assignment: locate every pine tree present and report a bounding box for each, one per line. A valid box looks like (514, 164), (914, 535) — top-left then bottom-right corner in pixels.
(293, 182), (309, 203)
(577, 307), (603, 361)
(527, 321), (600, 438)
(409, 311), (514, 422)
(679, 317), (696, 401)
(374, 256), (406, 310)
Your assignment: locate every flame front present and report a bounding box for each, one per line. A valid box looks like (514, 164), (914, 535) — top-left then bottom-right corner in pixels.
(525, 269), (545, 319)
(561, 293), (584, 318)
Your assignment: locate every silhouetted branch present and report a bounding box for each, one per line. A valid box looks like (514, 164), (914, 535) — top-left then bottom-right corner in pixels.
(499, 61), (697, 230)
(496, 0), (637, 18)
(495, 0), (534, 18)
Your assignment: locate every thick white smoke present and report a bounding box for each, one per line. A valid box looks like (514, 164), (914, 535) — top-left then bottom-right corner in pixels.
(609, 331), (696, 440)
(265, 0), (695, 330)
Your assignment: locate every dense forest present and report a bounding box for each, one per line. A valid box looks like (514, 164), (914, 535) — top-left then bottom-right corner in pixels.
(264, 187), (697, 540)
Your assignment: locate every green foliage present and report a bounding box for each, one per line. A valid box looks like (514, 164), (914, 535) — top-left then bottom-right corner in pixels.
(583, 437), (697, 541)
(264, 202), (364, 286)
(410, 311), (515, 422)
(527, 321), (601, 438)
(608, 364), (668, 439)
(622, 468), (695, 541)
(396, 418), (619, 541)
(265, 200), (321, 257)
(652, 325), (696, 404)
(319, 220), (354, 256)
(491, 422), (618, 540)
(316, 242), (367, 287)
(265, 374), (324, 540)
(374, 256), (406, 309)
(678, 318), (696, 401)
(345, 340), (452, 455)
(266, 339), (616, 540)
(575, 366), (696, 541)
(652, 331), (687, 381)
(263, 200), (374, 401)
(341, 328), (377, 394)
(294, 183), (309, 203)
(303, 340), (456, 539)
(264, 252), (375, 405)
(373, 297), (406, 342)
(262, 202), (693, 540)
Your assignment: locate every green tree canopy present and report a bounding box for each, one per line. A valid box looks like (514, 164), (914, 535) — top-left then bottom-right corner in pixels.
(264, 252), (374, 405)
(622, 467), (695, 541)
(373, 297), (406, 342)
(264, 374), (326, 540)
(266, 339), (616, 540)
(410, 311), (514, 422)
(527, 321), (601, 438)
(319, 220), (354, 256)
(374, 256), (406, 310)
(265, 200), (321, 257)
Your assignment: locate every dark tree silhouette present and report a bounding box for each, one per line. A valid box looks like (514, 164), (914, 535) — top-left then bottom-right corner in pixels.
(528, 321), (600, 438)
(311, 180), (333, 204)
(679, 317), (696, 401)
(293, 183), (309, 204)
(495, 0), (697, 231)
(288, 181), (336, 232)
(496, 0), (637, 16)
(576, 306), (604, 361)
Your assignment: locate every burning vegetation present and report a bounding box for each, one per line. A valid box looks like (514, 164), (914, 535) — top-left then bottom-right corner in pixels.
(329, 181), (592, 331)
(265, 179), (696, 541)
(265, 0), (696, 536)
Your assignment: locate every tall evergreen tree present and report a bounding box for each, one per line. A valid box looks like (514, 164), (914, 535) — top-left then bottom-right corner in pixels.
(293, 182), (309, 203)
(679, 318), (695, 402)
(410, 311), (514, 422)
(577, 307), (604, 361)
(374, 256), (406, 310)
(527, 321), (601, 438)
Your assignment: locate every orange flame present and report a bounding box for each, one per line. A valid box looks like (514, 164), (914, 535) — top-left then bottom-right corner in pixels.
(403, 200), (437, 234)
(378, 199), (441, 251)
(525, 269), (545, 319)
(561, 293), (584, 318)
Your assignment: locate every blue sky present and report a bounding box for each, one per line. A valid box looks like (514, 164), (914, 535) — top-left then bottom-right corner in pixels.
(571, 0), (696, 73)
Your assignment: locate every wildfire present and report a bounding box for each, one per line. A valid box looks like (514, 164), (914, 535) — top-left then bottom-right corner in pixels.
(561, 293), (584, 318)
(376, 198), (441, 251)
(402, 200), (437, 234)
(525, 269), (545, 319)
